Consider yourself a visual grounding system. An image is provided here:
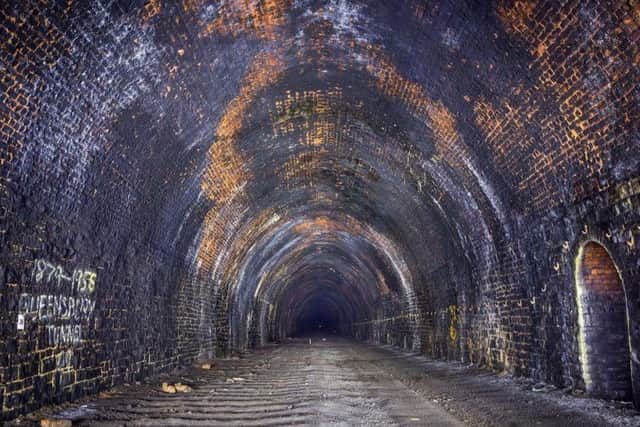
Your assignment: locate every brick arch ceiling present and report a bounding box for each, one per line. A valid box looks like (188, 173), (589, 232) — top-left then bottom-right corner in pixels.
(1, 0), (638, 388)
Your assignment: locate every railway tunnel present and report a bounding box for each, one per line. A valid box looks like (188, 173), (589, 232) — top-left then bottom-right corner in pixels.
(0, 0), (639, 425)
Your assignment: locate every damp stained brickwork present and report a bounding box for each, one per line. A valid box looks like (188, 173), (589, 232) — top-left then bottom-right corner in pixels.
(0, 0), (639, 420)
(576, 241), (631, 400)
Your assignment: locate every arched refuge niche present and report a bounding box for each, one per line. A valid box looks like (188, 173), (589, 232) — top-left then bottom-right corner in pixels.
(575, 241), (632, 400)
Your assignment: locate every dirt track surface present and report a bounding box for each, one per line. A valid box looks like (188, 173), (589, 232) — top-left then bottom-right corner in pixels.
(19, 336), (640, 426)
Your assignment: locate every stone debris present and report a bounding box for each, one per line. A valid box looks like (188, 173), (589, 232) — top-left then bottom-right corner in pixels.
(40, 418), (72, 427)
(174, 383), (193, 392)
(40, 338), (639, 426)
(532, 383), (557, 393)
(162, 382), (192, 393)
(161, 383), (176, 394)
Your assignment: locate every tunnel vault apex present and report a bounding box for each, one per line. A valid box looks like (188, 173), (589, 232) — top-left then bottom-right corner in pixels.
(1, 0), (639, 420)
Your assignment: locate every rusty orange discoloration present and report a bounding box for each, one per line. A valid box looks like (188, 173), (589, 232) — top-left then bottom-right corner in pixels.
(199, 0), (292, 41)
(292, 216), (337, 234)
(299, 18), (335, 67)
(427, 101), (468, 169)
(202, 52), (284, 205)
(195, 198), (247, 273)
(365, 48), (468, 171)
(0, 67), (31, 164)
(182, 0), (206, 13)
(495, 0), (539, 40)
(473, 96), (536, 176)
(0, 3), (72, 181)
(281, 150), (328, 185)
(197, 51), (284, 270)
(217, 52), (285, 142)
(142, 0), (161, 21)
(489, 0), (634, 213)
(196, 208), (224, 272)
(271, 88), (343, 147)
(304, 116), (337, 147)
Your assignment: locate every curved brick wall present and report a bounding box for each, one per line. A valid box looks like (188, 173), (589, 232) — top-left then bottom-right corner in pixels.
(0, 0), (638, 419)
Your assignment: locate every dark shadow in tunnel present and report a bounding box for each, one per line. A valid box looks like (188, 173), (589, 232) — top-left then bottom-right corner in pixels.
(292, 295), (342, 336)
(231, 213), (425, 350)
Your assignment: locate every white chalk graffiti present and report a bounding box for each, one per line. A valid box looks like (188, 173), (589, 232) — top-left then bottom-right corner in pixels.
(55, 349), (74, 369)
(47, 324), (83, 347)
(18, 294), (96, 322)
(18, 259), (98, 351)
(17, 314), (25, 330)
(32, 259), (96, 294)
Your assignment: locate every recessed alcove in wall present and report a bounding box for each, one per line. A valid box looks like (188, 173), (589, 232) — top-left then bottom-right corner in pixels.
(575, 241), (632, 400)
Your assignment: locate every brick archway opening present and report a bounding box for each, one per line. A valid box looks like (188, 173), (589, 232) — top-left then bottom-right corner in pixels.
(576, 241), (632, 400)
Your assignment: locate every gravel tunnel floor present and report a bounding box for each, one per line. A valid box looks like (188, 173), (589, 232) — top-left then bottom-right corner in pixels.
(20, 336), (640, 426)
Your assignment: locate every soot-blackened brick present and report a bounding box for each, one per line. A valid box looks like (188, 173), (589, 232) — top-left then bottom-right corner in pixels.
(1, 0), (639, 420)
